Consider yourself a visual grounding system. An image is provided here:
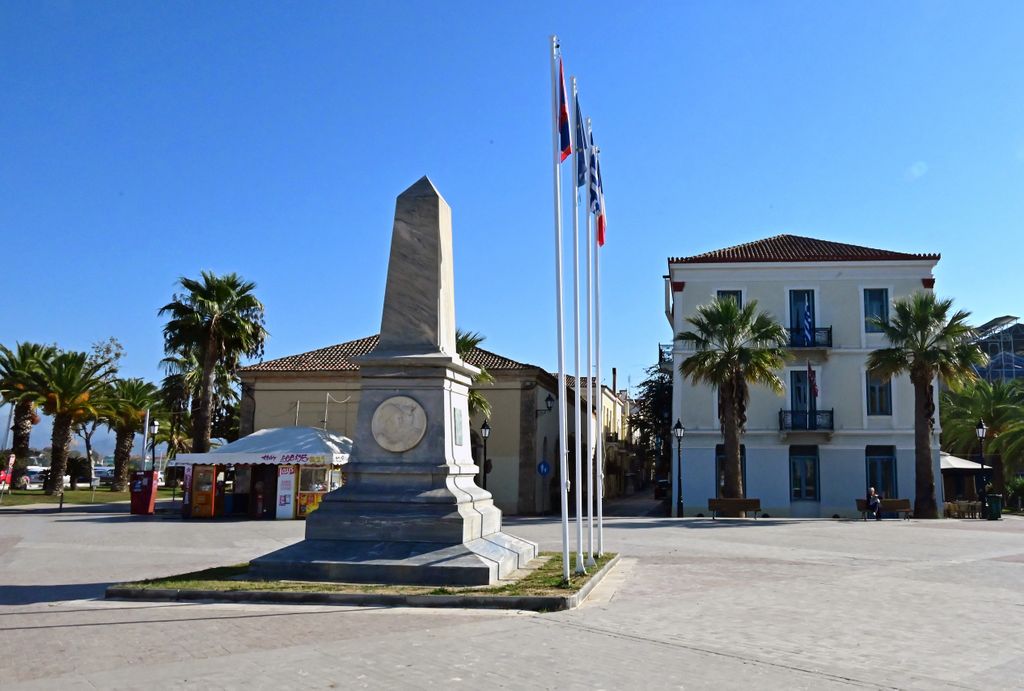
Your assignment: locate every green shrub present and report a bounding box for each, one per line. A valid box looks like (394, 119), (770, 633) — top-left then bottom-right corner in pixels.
(1006, 476), (1024, 504)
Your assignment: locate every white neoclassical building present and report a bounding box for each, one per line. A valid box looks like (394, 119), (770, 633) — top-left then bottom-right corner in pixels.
(665, 234), (942, 518)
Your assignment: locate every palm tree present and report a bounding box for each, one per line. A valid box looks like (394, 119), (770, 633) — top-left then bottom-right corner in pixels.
(104, 378), (161, 492)
(27, 351), (111, 494)
(941, 379), (1024, 492)
(867, 292), (986, 518)
(0, 343), (58, 473)
(676, 297), (789, 502)
(159, 271), (267, 453)
(456, 329), (494, 418)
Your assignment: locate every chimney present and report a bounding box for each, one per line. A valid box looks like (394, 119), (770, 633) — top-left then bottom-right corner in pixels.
(612, 367), (617, 393)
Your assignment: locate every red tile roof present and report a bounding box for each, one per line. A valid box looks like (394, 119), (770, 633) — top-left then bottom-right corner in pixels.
(669, 234), (940, 264)
(241, 335), (537, 373)
(563, 375), (599, 391)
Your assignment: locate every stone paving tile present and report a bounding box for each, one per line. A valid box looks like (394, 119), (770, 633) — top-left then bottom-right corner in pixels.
(1, 507), (1022, 689)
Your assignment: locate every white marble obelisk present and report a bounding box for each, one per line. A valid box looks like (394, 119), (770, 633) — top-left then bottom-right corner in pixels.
(252, 177), (537, 585)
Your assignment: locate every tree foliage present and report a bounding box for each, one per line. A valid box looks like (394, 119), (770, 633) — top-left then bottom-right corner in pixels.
(677, 297), (789, 500)
(104, 378), (160, 491)
(71, 337), (125, 489)
(26, 351), (111, 494)
(456, 329), (494, 419)
(628, 363), (673, 477)
(867, 292), (986, 518)
(0, 342), (57, 481)
(159, 271), (267, 453)
(941, 378), (1024, 489)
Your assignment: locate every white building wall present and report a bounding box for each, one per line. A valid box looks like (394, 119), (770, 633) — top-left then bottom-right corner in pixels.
(670, 258), (941, 518)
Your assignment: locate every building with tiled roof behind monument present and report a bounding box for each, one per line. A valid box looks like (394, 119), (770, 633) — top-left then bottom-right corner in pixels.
(664, 234), (942, 518)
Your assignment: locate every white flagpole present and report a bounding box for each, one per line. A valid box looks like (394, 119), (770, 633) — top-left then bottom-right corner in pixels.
(584, 117), (597, 567)
(549, 35), (570, 583)
(570, 77), (586, 574)
(595, 183), (605, 556)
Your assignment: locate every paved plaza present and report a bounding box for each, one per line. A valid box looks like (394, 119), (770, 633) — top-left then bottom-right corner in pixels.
(1, 502), (1022, 689)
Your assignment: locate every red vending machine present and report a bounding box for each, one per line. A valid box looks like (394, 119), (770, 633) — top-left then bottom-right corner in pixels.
(130, 470), (159, 515)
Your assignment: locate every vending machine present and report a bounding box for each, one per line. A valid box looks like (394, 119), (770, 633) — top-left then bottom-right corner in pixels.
(190, 465), (217, 518)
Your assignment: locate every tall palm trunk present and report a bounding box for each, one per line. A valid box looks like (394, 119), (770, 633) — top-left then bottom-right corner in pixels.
(11, 400), (34, 461)
(720, 385), (744, 502)
(193, 337), (218, 453)
(111, 427), (135, 492)
(46, 413), (73, 495)
(912, 374), (938, 519)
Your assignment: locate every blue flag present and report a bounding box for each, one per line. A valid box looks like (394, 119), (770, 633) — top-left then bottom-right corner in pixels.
(574, 96), (588, 188)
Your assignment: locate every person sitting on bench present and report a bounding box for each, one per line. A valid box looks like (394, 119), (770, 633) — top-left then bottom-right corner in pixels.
(867, 487), (882, 521)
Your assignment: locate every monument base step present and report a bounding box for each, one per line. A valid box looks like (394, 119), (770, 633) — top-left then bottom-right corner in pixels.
(249, 532), (538, 586)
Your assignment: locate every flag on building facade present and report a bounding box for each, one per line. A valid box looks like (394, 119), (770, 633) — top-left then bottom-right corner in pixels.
(807, 360), (819, 401)
(558, 59), (572, 162)
(802, 298), (813, 345)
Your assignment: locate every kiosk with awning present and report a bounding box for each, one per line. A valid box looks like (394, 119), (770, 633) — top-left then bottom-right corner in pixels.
(940, 451), (984, 501)
(168, 427), (351, 519)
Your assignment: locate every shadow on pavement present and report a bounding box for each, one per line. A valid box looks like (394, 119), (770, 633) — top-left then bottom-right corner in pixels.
(0, 582), (112, 606)
(601, 518), (812, 529)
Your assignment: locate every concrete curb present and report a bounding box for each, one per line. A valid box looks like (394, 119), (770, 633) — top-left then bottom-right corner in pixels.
(105, 554), (620, 612)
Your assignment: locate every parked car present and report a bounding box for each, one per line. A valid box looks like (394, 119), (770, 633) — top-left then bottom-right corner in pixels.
(19, 469), (70, 490)
(653, 478), (671, 500)
(93, 467), (115, 486)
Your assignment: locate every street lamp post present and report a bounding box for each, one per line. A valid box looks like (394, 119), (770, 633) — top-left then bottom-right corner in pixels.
(480, 420), (491, 491)
(149, 419), (160, 473)
(976, 419), (987, 517)
(672, 419), (685, 518)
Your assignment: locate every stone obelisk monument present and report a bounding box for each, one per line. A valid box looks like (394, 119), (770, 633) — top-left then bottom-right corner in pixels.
(252, 177), (537, 585)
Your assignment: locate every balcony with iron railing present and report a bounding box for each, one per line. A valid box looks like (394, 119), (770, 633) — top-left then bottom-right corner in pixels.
(787, 327), (832, 349)
(779, 409), (834, 432)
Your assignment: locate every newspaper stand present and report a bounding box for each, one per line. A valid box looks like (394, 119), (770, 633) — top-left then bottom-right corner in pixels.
(130, 470), (159, 515)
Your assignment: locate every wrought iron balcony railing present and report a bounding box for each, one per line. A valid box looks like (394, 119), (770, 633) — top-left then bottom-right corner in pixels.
(779, 409), (834, 431)
(787, 327), (832, 348)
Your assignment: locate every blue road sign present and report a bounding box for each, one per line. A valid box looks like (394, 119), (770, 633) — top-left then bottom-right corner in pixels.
(537, 460), (551, 477)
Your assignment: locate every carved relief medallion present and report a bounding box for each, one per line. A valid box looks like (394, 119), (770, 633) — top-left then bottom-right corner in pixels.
(371, 395), (428, 452)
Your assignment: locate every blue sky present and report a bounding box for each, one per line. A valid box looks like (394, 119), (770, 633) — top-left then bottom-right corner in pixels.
(3, 1), (1023, 451)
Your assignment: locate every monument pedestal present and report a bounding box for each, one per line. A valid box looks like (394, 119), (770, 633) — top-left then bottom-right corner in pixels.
(251, 536), (536, 586)
(251, 177), (537, 586)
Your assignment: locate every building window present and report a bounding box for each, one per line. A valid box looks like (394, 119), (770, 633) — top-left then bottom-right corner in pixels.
(864, 289), (888, 333)
(866, 446), (897, 498)
(714, 444), (747, 498)
(717, 290), (743, 308)
(866, 373), (892, 416)
(789, 445), (819, 501)
(789, 289), (815, 346)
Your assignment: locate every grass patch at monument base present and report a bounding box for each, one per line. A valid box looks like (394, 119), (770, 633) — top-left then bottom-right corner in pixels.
(106, 552), (618, 611)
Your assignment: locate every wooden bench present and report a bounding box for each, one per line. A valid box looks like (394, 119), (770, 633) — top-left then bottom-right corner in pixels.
(856, 498), (912, 520)
(708, 498), (762, 519)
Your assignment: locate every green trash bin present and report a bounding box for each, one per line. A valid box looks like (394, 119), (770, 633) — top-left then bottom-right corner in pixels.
(986, 494), (1003, 520)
